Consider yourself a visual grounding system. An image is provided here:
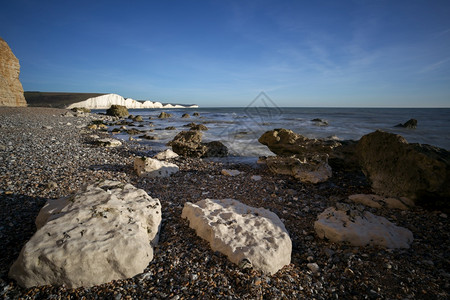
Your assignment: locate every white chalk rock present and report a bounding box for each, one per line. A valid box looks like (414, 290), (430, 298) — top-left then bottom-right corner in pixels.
(9, 180), (161, 288)
(181, 198), (292, 274)
(221, 169), (241, 176)
(348, 194), (412, 210)
(95, 138), (122, 147)
(314, 206), (413, 249)
(153, 149), (179, 160)
(134, 157), (179, 177)
(251, 175), (262, 181)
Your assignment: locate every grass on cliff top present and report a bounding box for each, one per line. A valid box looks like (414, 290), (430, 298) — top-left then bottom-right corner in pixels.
(24, 92), (106, 108)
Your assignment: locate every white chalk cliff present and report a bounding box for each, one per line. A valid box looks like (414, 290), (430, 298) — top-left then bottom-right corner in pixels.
(67, 93), (198, 109)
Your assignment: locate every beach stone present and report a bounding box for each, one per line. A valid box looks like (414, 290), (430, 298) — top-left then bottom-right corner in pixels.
(394, 119), (417, 129)
(0, 37), (27, 107)
(153, 149), (179, 160)
(221, 169), (241, 176)
(311, 118), (328, 126)
(348, 194), (413, 210)
(251, 175), (262, 181)
(165, 126), (176, 130)
(134, 157), (179, 177)
(181, 198), (292, 275)
(193, 112), (200, 117)
(314, 205), (414, 249)
(9, 180), (161, 288)
(203, 141), (228, 157)
(181, 113), (190, 118)
(132, 115), (143, 122)
(168, 130), (206, 158)
(158, 112), (172, 119)
(265, 155), (332, 184)
(258, 128), (340, 157)
(94, 138), (122, 147)
(356, 130), (450, 209)
(106, 105), (129, 117)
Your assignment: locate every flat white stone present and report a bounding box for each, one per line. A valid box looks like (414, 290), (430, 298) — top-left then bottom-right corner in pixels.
(314, 206), (413, 249)
(153, 149), (179, 160)
(181, 198), (292, 274)
(134, 157), (179, 177)
(251, 175), (262, 181)
(221, 169), (241, 176)
(9, 181), (161, 288)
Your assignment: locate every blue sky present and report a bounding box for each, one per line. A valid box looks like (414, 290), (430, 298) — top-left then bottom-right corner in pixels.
(1, 0), (449, 107)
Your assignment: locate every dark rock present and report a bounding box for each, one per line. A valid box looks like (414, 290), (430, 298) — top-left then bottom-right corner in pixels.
(183, 122), (197, 128)
(311, 118), (328, 126)
(106, 105), (129, 117)
(167, 130), (228, 158)
(71, 107), (91, 113)
(356, 130), (450, 210)
(133, 115), (144, 122)
(167, 131), (206, 158)
(204, 141), (228, 157)
(165, 126), (176, 130)
(193, 112), (200, 117)
(126, 129), (145, 135)
(182, 113), (190, 118)
(394, 119), (417, 129)
(139, 134), (158, 140)
(158, 112), (172, 119)
(190, 124), (208, 131)
(258, 128), (341, 157)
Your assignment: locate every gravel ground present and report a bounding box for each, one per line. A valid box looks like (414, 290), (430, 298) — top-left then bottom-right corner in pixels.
(0, 107), (449, 299)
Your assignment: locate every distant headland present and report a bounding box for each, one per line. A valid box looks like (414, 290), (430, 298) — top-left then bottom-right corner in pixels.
(24, 92), (198, 109)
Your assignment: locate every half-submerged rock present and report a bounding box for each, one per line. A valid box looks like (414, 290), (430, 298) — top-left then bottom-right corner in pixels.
(356, 130), (450, 210)
(106, 104), (129, 117)
(182, 199), (292, 274)
(168, 130), (228, 158)
(9, 181), (162, 288)
(314, 203), (413, 249)
(394, 119), (417, 129)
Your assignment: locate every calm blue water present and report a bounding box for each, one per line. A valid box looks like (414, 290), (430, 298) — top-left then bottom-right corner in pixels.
(98, 107), (450, 157)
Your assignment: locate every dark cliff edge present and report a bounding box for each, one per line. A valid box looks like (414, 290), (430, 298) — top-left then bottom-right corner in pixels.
(24, 92), (106, 108)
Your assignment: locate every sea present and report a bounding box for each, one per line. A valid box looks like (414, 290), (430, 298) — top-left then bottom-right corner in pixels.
(96, 107), (450, 159)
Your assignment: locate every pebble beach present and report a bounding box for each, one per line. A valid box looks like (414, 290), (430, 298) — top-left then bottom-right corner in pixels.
(0, 107), (449, 299)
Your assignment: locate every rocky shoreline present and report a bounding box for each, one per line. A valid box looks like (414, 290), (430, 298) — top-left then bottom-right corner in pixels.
(0, 107), (449, 299)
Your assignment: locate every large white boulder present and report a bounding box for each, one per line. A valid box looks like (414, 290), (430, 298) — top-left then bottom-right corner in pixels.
(181, 199), (292, 274)
(314, 205), (413, 249)
(9, 181), (161, 288)
(134, 157), (179, 177)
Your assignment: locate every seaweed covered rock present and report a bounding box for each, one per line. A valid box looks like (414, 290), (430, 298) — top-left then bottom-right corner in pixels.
(168, 130), (227, 158)
(106, 105), (129, 117)
(158, 112), (172, 119)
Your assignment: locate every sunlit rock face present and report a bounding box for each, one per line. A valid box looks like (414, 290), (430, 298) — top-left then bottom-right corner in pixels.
(0, 37), (27, 107)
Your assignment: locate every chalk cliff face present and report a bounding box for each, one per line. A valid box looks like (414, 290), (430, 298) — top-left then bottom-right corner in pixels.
(67, 93), (198, 109)
(0, 37), (27, 107)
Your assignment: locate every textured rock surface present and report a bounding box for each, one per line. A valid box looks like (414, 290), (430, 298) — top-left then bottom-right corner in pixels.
(221, 169), (241, 176)
(94, 138), (122, 147)
(356, 130), (450, 208)
(182, 199), (292, 275)
(106, 104), (129, 117)
(0, 37), (27, 107)
(153, 149), (179, 160)
(9, 181), (161, 288)
(134, 157), (179, 177)
(348, 194), (413, 210)
(258, 129), (340, 157)
(168, 131), (228, 158)
(265, 155), (332, 184)
(314, 205), (413, 249)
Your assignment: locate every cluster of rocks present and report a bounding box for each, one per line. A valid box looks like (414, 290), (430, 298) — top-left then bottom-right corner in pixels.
(168, 130), (228, 158)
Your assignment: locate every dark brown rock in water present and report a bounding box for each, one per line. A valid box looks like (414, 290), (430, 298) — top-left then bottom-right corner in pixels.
(106, 105), (129, 117)
(193, 112), (200, 117)
(258, 128), (340, 157)
(165, 126), (176, 130)
(356, 130), (450, 210)
(158, 112), (172, 119)
(394, 119), (417, 129)
(190, 124), (208, 131)
(167, 130), (228, 158)
(181, 113), (190, 118)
